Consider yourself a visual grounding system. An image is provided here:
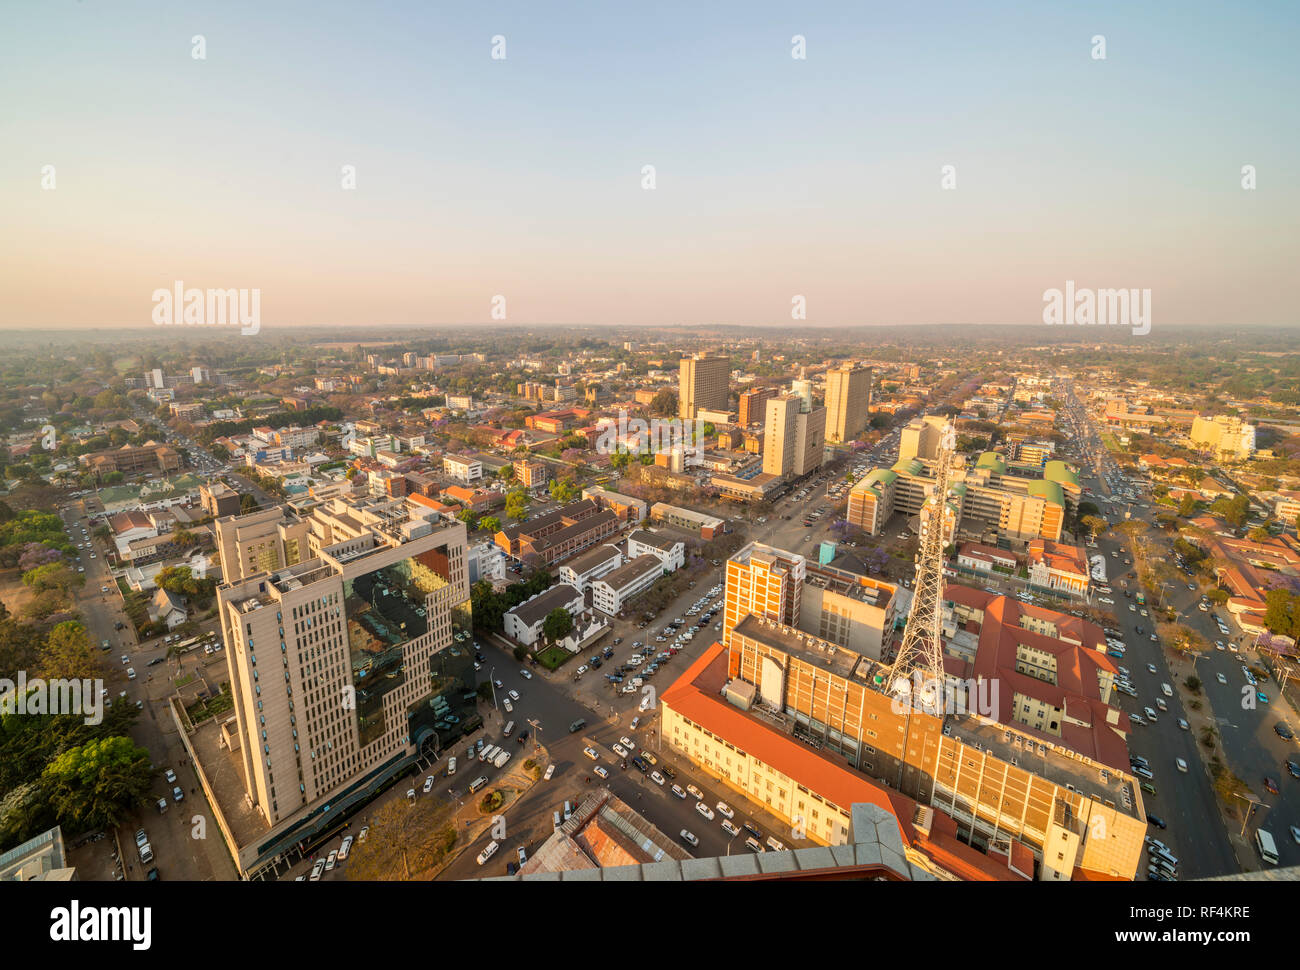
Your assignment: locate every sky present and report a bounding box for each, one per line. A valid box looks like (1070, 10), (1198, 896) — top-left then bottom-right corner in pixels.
(1, 0), (1297, 331)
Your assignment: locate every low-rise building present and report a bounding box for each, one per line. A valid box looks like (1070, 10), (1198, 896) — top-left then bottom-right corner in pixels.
(504, 583), (584, 646)
(591, 554), (664, 615)
(625, 529), (685, 572)
(557, 544), (624, 592)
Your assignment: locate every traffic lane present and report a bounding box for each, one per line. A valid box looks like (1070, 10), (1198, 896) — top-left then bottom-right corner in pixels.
(1099, 584), (1239, 876)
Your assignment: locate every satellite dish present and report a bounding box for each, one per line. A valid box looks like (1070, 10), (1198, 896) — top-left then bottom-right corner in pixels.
(891, 676), (912, 696)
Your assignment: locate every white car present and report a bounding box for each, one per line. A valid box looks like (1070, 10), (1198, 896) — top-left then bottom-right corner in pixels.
(583, 746), (599, 761)
(721, 819), (741, 837)
(715, 801), (735, 820)
(126, 667), (136, 680)
(503, 700), (513, 713)
(423, 774), (434, 793)
(1099, 597), (1114, 605)
(325, 849), (338, 871)
(671, 784), (687, 799)
(338, 835), (353, 860)
(593, 765), (609, 779)
(544, 763), (555, 780)
(680, 829), (699, 847)
(310, 859), (325, 880)
(1216, 673), (1228, 684)
(687, 784), (704, 800)
(619, 736), (635, 752)
(519, 669), (533, 680)
(695, 802), (715, 821)
(650, 771), (665, 786)
(508, 689), (520, 702)
(1214, 641), (1226, 651)
(612, 743), (628, 758)
(1175, 758), (1188, 773)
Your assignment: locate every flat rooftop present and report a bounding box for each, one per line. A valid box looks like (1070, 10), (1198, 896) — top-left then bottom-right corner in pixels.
(732, 613), (869, 681)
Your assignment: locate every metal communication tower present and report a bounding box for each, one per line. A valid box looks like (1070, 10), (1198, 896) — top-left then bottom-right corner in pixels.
(883, 421), (957, 715)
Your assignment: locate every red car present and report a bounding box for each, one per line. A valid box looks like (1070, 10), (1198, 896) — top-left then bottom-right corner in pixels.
(1264, 777), (1280, 795)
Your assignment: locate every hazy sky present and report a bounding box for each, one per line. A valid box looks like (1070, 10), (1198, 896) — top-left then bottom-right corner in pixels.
(2, 1), (1297, 331)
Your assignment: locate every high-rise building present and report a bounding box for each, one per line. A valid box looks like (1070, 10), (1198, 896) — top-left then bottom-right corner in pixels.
(738, 386), (778, 428)
(214, 507), (311, 583)
(678, 354), (730, 420)
(762, 395), (800, 477)
(795, 407), (826, 476)
(824, 363), (872, 444)
(762, 394), (825, 479)
(216, 507), (474, 876)
(898, 415), (950, 462)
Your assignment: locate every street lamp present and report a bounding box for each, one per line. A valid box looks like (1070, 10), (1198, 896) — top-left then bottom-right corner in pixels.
(489, 666), (498, 713)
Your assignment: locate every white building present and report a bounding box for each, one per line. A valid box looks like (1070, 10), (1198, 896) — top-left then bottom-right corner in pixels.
(443, 454), (483, 484)
(591, 555), (664, 615)
(466, 541), (508, 585)
(557, 544), (623, 592)
(625, 529), (685, 573)
(504, 584), (585, 647)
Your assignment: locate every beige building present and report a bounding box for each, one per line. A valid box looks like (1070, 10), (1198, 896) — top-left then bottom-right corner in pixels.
(824, 363), (872, 444)
(898, 415), (950, 462)
(762, 395), (800, 478)
(214, 507), (311, 583)
(1190, 414), (1255, 460)
(216, 511), (474, 874)
(678, 354), (730, 420)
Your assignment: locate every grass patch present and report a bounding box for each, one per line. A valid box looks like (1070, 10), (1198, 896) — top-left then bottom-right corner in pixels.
(479, 790), (505, 813)
(536, 645), (573, 670)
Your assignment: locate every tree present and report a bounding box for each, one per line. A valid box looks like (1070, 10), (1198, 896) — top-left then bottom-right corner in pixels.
(39, 620), (97, 681)
(650, 388), (678, 417)
(1264, 589), (1300, 640)
(1248, 526), (1271, 542)
(239, 492), (258, 513)
(542, 607), (574, 645)
(41, 735), (155, 833)
(1080, 515), (1108, 538)
(548, 478), (578, 504)
(1178, 494), (1201, 517)
(479, 515), (501, 534)
(505, 488), (529, 522)
(456, 508), (478, 530)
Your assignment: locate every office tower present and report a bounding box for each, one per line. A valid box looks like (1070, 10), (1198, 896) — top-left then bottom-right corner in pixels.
(762, 395), (800, 477)
(794, 407), (826, 476)
(214, 507), (311, 583)
(678, 354), (730, 420)
(217, 514), (473, 869)
(824, 363), (872, 443)
(898, 415), (950, 462)
(738, 387), (777, 428)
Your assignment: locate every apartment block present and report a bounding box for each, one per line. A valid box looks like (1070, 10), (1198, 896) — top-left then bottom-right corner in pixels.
(898, 415), (950, 462)
(513, 458), (551, 489)
(557, 544), (624, 592)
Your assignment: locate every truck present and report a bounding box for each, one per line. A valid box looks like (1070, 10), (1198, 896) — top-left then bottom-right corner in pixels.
(1256, 828), (1279, 865)
(493, 749), (512, 769)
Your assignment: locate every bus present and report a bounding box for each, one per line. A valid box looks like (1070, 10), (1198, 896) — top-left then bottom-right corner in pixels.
(1135, 592), (1146, 606)
(1256, 829), (1279, 865)
(175, 635), (204, 653)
